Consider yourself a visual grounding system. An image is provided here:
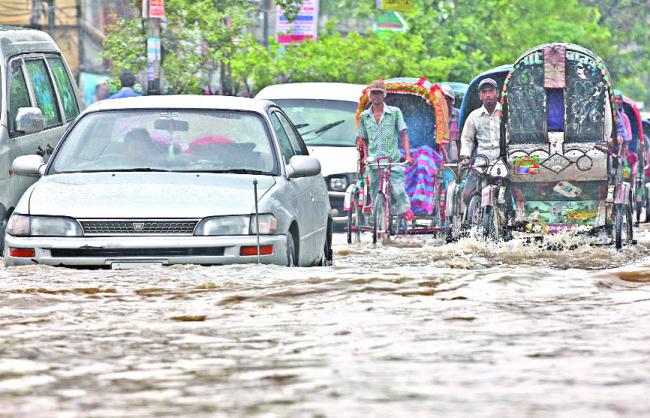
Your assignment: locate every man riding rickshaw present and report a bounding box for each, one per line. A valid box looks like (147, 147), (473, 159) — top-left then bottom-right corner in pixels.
(345, 77), (450, 243)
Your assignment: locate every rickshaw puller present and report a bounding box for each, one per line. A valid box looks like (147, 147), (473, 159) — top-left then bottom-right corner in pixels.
(358, 79), (414, 219)
(459, 78), (502, 204)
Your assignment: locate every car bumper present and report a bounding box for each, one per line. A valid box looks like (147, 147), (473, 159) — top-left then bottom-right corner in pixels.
(4, 234), (288, 267)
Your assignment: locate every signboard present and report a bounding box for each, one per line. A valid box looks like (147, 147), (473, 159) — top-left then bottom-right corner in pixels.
(372, 11), (408, 34)
(377, 0), (413, 11)
(142, 0), (165, 19)
(276, 0), (319, 45)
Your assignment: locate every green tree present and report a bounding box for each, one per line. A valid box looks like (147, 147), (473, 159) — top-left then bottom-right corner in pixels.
(102, 0), (304, 95)
(231, 25), (459, 95)
(404, 0), (612, 83)
(580, 0), (650, 106)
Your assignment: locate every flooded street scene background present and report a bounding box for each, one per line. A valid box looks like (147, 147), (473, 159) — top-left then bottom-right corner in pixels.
(1, 229), (650, 417)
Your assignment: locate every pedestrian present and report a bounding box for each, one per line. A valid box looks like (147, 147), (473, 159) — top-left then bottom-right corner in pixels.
(357, 79), (414, 220)
(440, 83), (461, 161)
(108, 70), (141, 99)
(459, 77), (501, 204)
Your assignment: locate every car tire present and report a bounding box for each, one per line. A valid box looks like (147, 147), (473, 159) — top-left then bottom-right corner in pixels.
(286, 233), (297, 267)
(320, 219), (333, 266)
(0, 205), (7, 254)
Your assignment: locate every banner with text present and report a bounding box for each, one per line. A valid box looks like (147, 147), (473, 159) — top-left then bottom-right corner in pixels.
(276, 0), (319, 45)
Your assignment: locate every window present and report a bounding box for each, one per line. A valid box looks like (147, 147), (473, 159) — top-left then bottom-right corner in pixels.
(270, 112), (295, 164)
(25, 59), (61, 127)
(275, 111), (307, 156)
(9, 60), (31, 132)
(47, 57), (79, 121)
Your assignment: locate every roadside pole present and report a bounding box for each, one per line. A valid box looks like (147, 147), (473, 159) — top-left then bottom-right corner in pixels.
(142, 0), (164, 95)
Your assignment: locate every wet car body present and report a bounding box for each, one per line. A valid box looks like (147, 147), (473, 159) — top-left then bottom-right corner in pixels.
(255, 82), (366, 225)
(4, 95), (332, 267)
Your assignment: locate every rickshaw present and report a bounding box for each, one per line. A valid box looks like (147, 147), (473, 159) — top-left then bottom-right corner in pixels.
(620, 95), (645, 224)
(644, 119), (650, 220)
(345, 77), (450, 243)
(499, 43), (633, 249)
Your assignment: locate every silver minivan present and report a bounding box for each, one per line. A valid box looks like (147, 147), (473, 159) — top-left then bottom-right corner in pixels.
(0, 26), (82, 249)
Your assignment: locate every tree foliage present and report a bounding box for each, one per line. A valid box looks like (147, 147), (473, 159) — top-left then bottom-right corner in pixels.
(102, 0), (649, 105)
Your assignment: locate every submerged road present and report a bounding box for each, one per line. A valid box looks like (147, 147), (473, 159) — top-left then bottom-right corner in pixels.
(1, 228), (650, 417)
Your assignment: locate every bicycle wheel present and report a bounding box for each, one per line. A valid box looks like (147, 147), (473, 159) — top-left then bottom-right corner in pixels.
(372, 192), (386, 244)
(614, 204), (633, 250)
(385, 184), (394, 239)
(465, 194), (482, 237)
(347, 191), (361, 244)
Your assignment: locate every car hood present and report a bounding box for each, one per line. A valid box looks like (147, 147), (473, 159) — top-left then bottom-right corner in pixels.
(27, 172), (276, 218)
(307, 146), (357, 177)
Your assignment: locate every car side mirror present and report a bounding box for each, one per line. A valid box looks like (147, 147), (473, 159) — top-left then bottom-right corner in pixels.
(11, 154), (46, 177)
(286, 155), (321, 179)
(15, 107), (45, 134)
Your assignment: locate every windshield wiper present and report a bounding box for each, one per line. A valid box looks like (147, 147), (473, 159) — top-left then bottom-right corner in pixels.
(302, 119), (346, 141)
(57, 168), (171, 174)
(109, 168), (172, 172)
(176, 168), (270, 175)
(294, 123), (309, 129)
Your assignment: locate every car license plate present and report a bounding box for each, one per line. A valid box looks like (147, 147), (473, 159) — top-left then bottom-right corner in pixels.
(111, 261), (164, 270)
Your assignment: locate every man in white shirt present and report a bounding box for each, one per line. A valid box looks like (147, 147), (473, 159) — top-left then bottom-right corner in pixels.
(460, 78), (501, 163)
(459, 77), (501, 203)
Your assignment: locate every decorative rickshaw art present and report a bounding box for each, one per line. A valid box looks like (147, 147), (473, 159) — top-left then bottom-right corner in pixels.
(501, 43), (633, 248)
(345, 77), (450, 243)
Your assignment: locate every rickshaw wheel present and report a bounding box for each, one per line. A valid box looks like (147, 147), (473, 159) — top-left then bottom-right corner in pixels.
(347, 192), (361, 244)
(466, 194), (483, 238)
(483, 206), (499, 241)
(614, 204), (633, 250)
(373, 192), (387, 244)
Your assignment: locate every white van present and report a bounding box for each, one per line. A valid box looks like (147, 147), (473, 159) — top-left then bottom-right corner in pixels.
(0, 26), (83, 248)
(256, 82), (365, 225)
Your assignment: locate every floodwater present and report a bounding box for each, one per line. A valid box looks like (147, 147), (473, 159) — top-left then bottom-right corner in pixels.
(1, 229), (650, 418)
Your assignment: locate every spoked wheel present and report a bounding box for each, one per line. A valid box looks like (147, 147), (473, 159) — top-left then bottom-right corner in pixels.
(465, 194), (483, 238)
(614, 204), (633, 250)
(384, 185), (395, 240)
(347, 192), (361, 244)
(372, 192), (386, 244)
(482, 206), (496, 241)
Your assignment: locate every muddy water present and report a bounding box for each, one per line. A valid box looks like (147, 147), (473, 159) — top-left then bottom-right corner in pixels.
(1, 230), (650, 417)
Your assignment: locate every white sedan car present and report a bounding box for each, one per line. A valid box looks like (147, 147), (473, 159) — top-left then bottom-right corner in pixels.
(256, 83), (365, 225)
(4, 95), (332, 267)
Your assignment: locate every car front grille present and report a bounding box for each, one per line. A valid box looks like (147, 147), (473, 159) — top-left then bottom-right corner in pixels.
(50, 247), (225, 258)
(80, 220), (198, 235)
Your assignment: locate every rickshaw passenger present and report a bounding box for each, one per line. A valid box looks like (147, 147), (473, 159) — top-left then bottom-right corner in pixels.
(441, 84), (461, 161)
(459, 78), (501, 203)
(614, 90), (633, 144)
(358, 79), (414, 218)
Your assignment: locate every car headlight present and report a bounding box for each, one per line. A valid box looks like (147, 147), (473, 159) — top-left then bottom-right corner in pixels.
(329, 175), (349, 192)
(250, 214), (278, 234)
(195, 215), (250, 236)
(6, 214), (82, 237)
(194, 214), (278, 236)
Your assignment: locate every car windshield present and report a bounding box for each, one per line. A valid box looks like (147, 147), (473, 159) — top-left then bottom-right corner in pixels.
(50, 110), (278, 174)
(271, 99), (357, 146)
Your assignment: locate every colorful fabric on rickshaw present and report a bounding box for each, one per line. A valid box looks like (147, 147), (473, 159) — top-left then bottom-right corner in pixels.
(400, 145), (443, 215)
